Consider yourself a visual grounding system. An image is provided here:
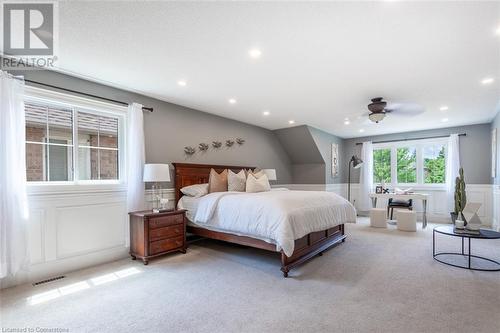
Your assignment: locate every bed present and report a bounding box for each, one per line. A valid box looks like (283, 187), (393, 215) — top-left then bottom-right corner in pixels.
(173, 163), (356, 277)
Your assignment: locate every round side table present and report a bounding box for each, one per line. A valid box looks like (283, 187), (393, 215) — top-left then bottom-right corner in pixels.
(433, 225), (500, 271)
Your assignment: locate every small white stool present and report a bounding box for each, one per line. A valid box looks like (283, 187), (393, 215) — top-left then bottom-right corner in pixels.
(370, 208), (387, 228)
(396, 210), (417, 232)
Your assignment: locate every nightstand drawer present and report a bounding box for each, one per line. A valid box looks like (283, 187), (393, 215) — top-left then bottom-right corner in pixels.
(150, 224), (184, 241)
(149, 236), (184, 255)
(149, 214), (184, 229)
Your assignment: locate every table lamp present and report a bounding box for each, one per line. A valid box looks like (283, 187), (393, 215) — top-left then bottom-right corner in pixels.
(263, 169), (277, 183)
(143, 163), (171, 213)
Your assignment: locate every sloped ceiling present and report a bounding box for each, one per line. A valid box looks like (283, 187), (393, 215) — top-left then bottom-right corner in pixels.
(274, 125), (324, 164)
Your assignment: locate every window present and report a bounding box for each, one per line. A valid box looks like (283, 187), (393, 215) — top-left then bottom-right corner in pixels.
(24, 89), (124, 184)
(423, 144), (446, 184)
(373, 148), (391, 183)
(25, 103), (74, 181)
(373, 139), (447, 186)
(77, 111), (119, 180)
(397, 147), (416, 183)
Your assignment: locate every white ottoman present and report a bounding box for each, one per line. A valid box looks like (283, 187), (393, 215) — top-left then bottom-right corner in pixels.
(396, 210), (417, 232)
(370, 208), (387, 228)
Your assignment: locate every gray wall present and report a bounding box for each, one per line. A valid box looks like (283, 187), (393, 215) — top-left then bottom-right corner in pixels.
(343, 124), (493, 184)
(492, 110), (500, 185)
(274, 125), (343, 184)
(10, 69), (293, 185)
(274, 125), (324, 184)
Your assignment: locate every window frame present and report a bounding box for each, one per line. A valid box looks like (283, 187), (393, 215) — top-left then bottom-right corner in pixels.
(373, 137), (448, 188)
(25, 86), (127, 192)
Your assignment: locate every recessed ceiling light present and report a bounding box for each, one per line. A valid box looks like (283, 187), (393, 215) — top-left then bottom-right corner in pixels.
(439, 106), (449, 111)
(249, 49), (262, 58)
(359, 129), (365, 133)
(441, 118), (449, 122)
(228, 98), (237, 104)
(481, 77), (494, 85)
(344, 120), (350, 125)
(495, 25), (500, 35)
(288, 120), (295, 124)
(177, 80), (187, 87)
(262, 111), (270, 116)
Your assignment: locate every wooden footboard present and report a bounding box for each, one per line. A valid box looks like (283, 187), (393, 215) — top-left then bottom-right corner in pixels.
(280, 224), (346, 277)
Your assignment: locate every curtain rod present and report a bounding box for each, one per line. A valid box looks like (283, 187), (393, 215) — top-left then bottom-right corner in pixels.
(355, 133), (466, 145)
(17, 78), (154, 112)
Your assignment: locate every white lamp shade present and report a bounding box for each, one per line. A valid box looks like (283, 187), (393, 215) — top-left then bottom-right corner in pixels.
(263, 169), (277, 181)
(143, 164), (171, 182)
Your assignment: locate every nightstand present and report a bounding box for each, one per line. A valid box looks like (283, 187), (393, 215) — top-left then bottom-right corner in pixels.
(129, 209), (187, 265)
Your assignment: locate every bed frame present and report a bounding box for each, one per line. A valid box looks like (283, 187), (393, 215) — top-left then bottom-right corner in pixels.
(173, 163), (346, 277)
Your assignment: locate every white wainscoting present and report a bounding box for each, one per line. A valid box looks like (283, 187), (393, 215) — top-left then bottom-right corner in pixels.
(1, 187), (129, 289)
(493, 185), (500, 231)
(275, 183), (494, 226)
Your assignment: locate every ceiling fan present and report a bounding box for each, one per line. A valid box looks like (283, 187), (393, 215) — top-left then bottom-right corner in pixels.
(366, 97), (424, 123)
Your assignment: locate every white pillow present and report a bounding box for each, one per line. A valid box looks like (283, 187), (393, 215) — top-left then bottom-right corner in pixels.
(246, 174), (271, 193)
(228, 169), (246, 192)
(181, 183), (209, 197)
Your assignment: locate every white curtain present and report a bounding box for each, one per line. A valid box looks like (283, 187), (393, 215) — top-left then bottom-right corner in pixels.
(126, 103), (146, 212)
(358, 141), (373, 212)
(446, 134), (460, 212)
(0, 71), (29, 278)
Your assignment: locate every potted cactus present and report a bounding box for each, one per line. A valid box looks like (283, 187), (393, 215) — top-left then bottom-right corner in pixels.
(451, 167), (467, 224)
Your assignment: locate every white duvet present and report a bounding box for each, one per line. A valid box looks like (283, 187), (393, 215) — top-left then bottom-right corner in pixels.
(190, 190), (356, 256)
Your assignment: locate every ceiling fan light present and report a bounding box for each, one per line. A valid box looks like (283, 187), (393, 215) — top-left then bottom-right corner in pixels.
(369, 112), (385, 123)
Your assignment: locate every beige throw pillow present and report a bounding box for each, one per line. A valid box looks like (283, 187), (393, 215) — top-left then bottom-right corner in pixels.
(228, 169), (246, 192)
(208, 169), (228, 193)
(246, 174), (271, 193)
(249, 169), (266, 179)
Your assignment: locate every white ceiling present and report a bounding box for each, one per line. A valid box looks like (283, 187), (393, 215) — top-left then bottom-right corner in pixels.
(51, 2), (500, 137)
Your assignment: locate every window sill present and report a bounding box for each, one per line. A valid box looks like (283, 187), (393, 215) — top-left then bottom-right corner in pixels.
(27, 182), (127, 196)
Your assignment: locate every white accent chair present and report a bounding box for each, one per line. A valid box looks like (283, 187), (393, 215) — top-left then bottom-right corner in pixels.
(396, 209), (417, 232)
(370, 208), (387, 228)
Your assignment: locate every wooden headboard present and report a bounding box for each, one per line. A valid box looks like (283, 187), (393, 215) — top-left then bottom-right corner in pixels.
(172, 163), (256, 204)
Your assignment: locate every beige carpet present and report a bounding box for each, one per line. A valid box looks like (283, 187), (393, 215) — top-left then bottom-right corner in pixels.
(1, 218), (499, 333)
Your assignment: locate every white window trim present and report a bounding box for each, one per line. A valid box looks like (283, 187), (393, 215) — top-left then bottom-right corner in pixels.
(24, 86), (128, 193)
(373, 137), (448, 189)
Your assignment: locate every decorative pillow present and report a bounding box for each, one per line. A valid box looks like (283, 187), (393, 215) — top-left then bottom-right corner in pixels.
(208, 169), (228, 193)
(249, 169), (266, 179)
(181, 183), (209, 197)
(228, 169), (246, 192)
(246, 174), (271, 193)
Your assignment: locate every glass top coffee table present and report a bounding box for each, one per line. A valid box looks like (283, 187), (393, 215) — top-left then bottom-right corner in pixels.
(433, 225), (500, 271)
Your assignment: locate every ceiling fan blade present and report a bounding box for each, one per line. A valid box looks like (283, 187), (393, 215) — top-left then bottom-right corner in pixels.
(386, 103), (425, 116)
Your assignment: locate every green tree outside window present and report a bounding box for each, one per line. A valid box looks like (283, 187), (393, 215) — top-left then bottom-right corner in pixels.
(373, 148), (391, 183)
(397, 147), (417, 183)
(424, 145), (445, 183)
